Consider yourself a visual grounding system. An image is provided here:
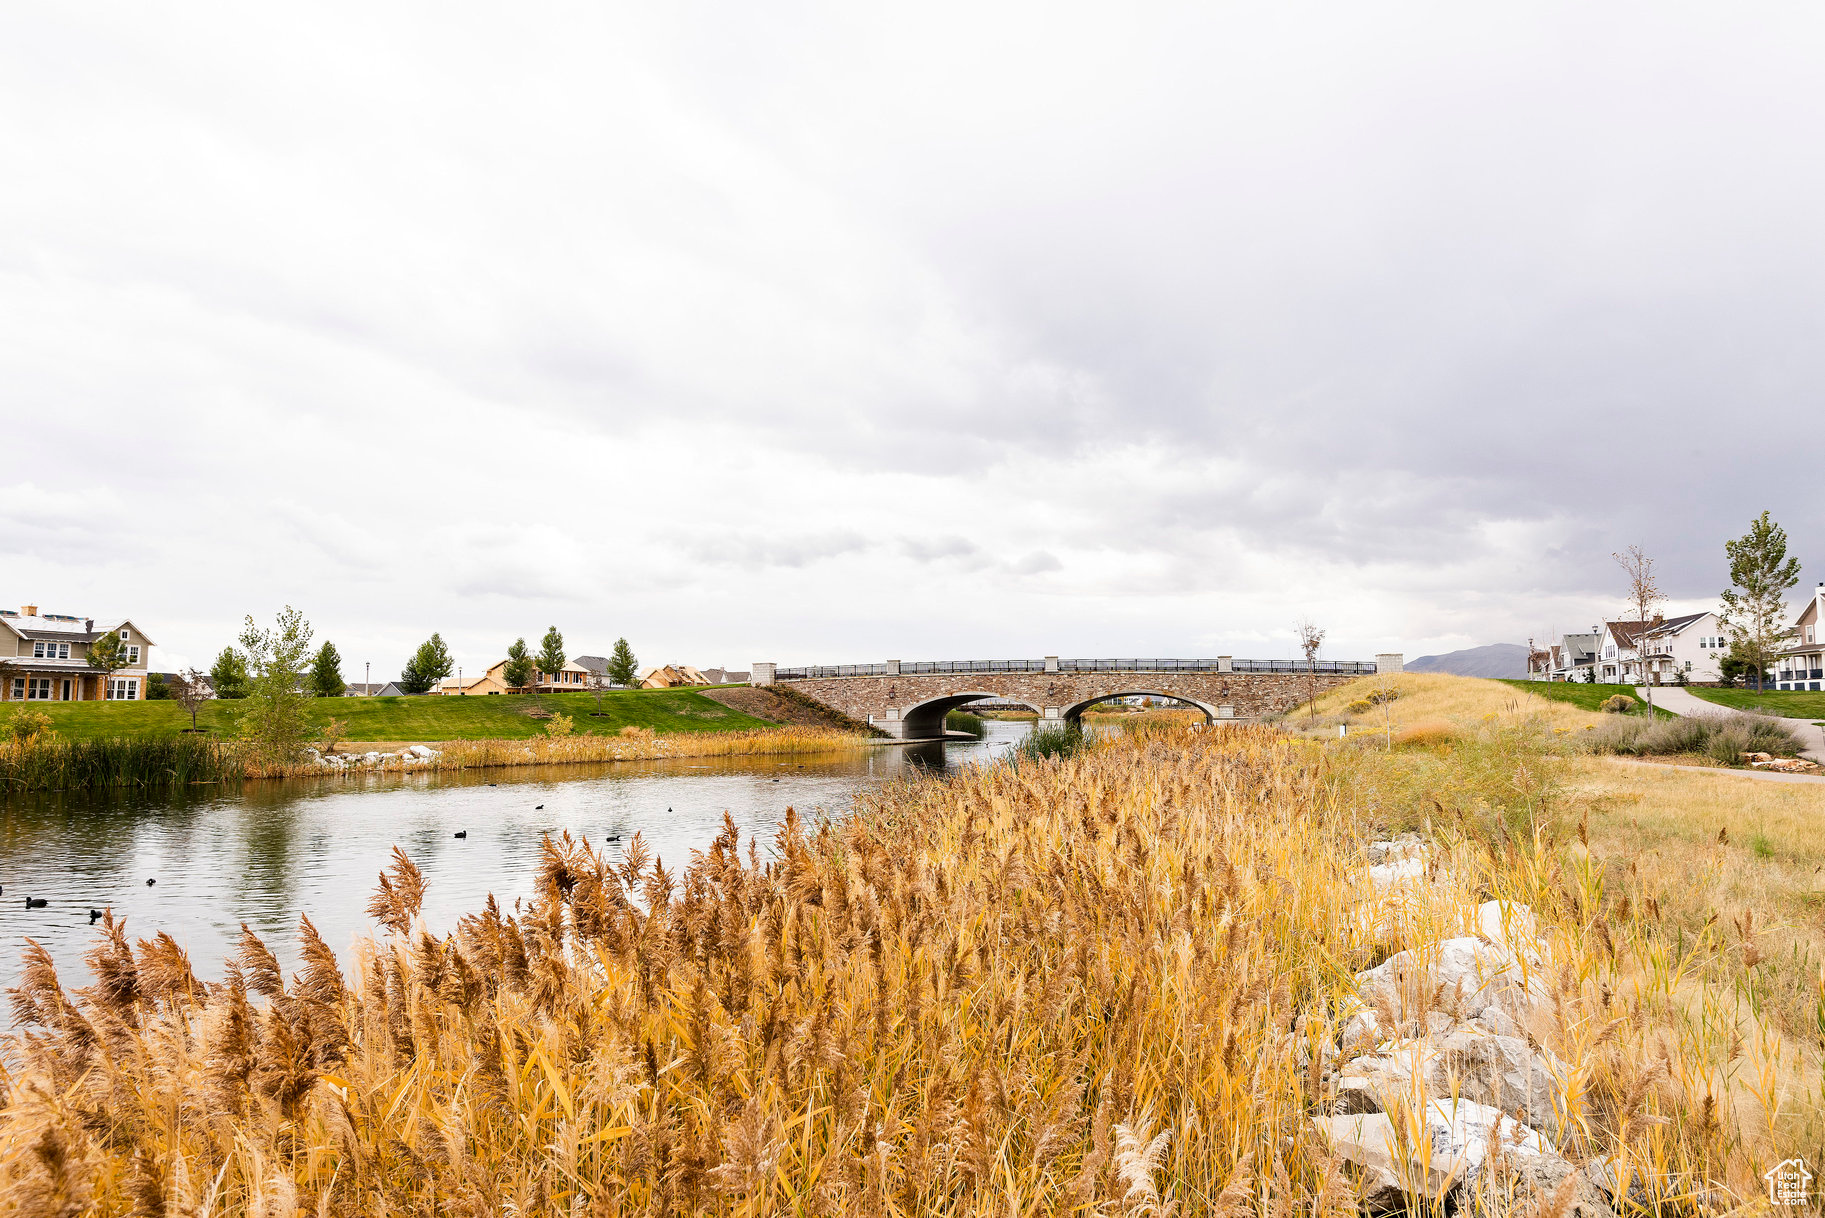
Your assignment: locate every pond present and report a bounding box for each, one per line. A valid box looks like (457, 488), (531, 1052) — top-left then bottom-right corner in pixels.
(0, 721), (1032, 990)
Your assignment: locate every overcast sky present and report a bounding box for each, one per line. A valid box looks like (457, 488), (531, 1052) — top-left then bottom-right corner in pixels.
(5, 2), (1823, 677)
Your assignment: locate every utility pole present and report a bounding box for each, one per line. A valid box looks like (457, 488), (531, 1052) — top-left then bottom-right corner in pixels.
(365, 661), (370, 696)
(458, 665), (464, 696)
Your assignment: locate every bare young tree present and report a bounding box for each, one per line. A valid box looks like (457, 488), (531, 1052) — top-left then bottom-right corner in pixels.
(1296, 619), (1326, 720)
(1613, 544), (1667, 713)
(171, 667), (211, 731)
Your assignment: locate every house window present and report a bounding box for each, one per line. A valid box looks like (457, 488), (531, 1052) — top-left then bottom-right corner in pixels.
(9, 678), (21, 700)
(1685, 661), (1692, 671)
(127, 646), (140, 664)
(30, 641), (71, 659)
(120, 628), (131, 642)
(107, 678), (139, 700)
(27, 678), (52, 700)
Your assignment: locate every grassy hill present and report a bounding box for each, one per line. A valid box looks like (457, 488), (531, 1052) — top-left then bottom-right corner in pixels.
(1495, 678), (1674, 717)
(1, 688), (778, 742)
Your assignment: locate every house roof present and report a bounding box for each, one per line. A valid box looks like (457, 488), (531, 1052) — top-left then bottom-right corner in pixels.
(573, 655), (608, 675)
(1604, 620), (1658, 647)
(0, 656), (104, 672)
(0, 612), (154, 646)
(1641, 611), (1708, 638)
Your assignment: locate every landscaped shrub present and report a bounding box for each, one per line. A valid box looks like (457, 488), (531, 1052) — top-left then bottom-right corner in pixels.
(1366, 688), (1401, 705)
(1587, 711), (1805, 762)
(1345, 699), (1373, 714)
(1600, 694), (1636, 714)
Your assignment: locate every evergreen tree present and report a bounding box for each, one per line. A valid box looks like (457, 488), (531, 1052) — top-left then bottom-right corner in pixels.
(1720, 511), (1800, 693)
(237, 606), (315, 764)
(210, 647), (249, 699)
(398, 632), (453, 694)
(310, 641), (346, 699)
(606, 637), (639, 687)
(503, 638), (535, 691)
(537, 626), (566, 686)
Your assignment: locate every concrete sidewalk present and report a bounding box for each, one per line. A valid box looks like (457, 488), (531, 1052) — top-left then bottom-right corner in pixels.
(1635, 685), (1825, 764)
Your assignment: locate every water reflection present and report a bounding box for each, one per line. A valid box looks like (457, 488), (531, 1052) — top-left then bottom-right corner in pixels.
(0, 720), (1030, 989)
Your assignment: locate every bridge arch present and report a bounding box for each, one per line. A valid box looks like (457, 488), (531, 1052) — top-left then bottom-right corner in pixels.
(1060, 689), (1220, 724)
(896, 691), (1043, 740)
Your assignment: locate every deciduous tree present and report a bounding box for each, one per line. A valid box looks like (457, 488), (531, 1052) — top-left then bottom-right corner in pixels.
(210, 648), (249, 700)
(310, 641), (346, 699)
(237, 606), (316, 765)
(88, 629), (131, 695)
(1613, 544), (1666, 712)
(171, 668), (211, 730)
(1296, 619), (1325, 720)
(399, 633), (453, 694)
(1720, 511), (1800, 694)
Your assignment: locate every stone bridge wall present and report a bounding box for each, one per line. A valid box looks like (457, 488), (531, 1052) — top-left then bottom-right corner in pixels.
(778, 670), (1370, 739)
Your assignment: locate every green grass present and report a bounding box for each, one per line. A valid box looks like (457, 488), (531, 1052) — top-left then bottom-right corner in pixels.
(1686, 687), (1825, 719)
(0, 689), (777, 743)
(1496, 679), (1675, 717)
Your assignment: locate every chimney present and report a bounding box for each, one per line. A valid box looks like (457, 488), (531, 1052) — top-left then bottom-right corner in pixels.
(84, 619), (93, 632)
(21, 605), (37, 617)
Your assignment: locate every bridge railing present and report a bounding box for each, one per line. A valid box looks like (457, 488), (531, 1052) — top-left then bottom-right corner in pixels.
(774, 658), (1380, 679)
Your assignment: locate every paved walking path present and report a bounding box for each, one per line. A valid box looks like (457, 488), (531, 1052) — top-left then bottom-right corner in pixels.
(1635, 685), (1825, 764)
(1605, 757), (1825, 785)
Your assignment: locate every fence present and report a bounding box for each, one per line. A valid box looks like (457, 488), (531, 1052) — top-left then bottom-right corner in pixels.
(773, 658), (1379, 680)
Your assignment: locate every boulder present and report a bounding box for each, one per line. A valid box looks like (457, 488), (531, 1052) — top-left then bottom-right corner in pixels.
(1355, 935), (1547, 1026)
(363, 751), (382, 764)
(1337, 1027), (1562, 1130)
(1314, 1099), (1553, 1201)
(408, 744), (435, 759)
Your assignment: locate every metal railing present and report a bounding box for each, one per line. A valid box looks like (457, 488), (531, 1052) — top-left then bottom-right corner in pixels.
(774, 657), (1379, 679)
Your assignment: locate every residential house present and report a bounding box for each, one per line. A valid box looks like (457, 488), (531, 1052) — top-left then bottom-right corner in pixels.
(483, 658), (595, 693)
(1548, 631), (1600, 682)
(1593, 620), (1657, 684)
(0, 605), (154, 701)
(699, 668), (750, 684)
(433, 674), (509, 696)
(1774, 582), (1825, 691)
(342, 683), (386, 696)
(640, 664), (712, 689)
(1636, 611), (1726, 685)
(1525, 645), (1556, 680)
(373, 681), (415, 697)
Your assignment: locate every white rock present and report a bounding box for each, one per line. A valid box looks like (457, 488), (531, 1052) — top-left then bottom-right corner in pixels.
(1368, 856), (1428, 888)
(1316, 1099), (1551, 1199)
(1355, 935), (1548, 1026)
(363, 751), (382, 763)
(408, 744), (435, 759)
(1337, 1027), (1563, 1132)
(1475, 900), (1538, 948)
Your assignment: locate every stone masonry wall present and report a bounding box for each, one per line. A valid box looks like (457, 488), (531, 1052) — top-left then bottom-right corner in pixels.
(781, 670), (1368, 734)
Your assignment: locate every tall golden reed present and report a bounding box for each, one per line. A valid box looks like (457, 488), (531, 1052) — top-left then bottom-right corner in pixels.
(0, 724), (1810, 1213)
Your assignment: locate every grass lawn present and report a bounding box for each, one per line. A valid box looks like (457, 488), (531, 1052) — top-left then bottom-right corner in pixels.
(1686, 686), (1825, 720)
(0, 688), (778, 742)
(1495, 678), (1674, 717)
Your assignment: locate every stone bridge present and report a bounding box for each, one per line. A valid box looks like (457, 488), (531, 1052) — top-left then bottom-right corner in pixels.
(754, 655), (1403, 740)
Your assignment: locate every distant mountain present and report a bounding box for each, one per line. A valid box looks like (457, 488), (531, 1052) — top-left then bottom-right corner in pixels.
(1403, 643), (1529, 679)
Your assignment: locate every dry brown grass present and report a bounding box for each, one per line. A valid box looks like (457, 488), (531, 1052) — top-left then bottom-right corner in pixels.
(0, 723), (1816, 1213)
(243, 727), (872, 778)
(1315, 671), (1605, 735)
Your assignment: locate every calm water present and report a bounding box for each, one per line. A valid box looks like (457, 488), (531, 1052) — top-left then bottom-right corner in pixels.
(0, 723), (1030, 990)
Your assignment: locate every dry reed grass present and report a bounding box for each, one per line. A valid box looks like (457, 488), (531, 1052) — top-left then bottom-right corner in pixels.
(242, 727), (871, 779)
(0, 723), (1814, 1213)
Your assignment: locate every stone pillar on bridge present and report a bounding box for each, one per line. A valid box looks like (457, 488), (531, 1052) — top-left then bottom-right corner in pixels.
(887, 660), (900, 675)
(1376, 653), (1404, 674)
(1217, 656), (1232, 673)
(752, 662), (776, 686)
(1044, 656), (1059, 673)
